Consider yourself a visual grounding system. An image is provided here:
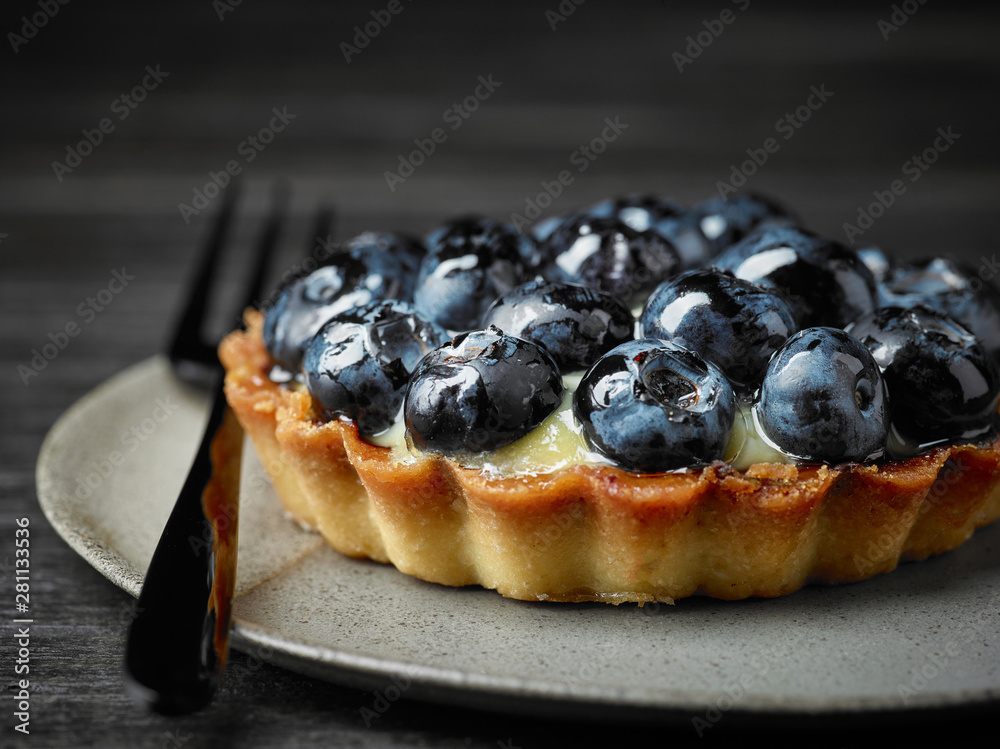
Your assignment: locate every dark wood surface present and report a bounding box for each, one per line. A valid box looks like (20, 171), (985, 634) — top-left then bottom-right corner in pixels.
(3, 1), (999, 746)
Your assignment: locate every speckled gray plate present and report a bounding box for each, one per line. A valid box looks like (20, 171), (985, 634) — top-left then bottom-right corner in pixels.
(38, 356), (1000, 723)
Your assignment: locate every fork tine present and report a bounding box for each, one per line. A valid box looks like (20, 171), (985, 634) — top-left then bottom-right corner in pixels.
(168, 181), (242, 369)
(237, 182), (289, 320)
(253, 200), (336, 315)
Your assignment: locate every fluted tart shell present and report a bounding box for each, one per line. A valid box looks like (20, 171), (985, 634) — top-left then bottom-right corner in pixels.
(219, 310), (1000, 604)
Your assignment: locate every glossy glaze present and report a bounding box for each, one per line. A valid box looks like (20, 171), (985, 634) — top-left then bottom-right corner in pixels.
(847, 305), (1000, 450)
(541, 215), (680, 302)
(303, 300), (448, 438)
(404, 326), (564, 453)
(413, 216), (529, 331)
(481, 279), (634, 374)
(263, 249), (414, 370)
(755, 327), (887, 464)
(585, 193), (712, 270)
(573, 338), (736, 472)
(712, 225), (877, 329)
(881, 257), (1000, 365)
(689, 192), (794, 254)
(640, 268), (797, 393)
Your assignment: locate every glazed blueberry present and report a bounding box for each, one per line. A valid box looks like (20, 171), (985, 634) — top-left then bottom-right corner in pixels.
(264, 255), (396, 371)
(879, 256), (970, 306)
(689, 193), (795, 255)
(530, 213), (567, 245)
(573, 339), (736, 473)
(712, 226), (877, 329)
(879, 257), (1000, 365)
(541, 215), (681, 302)
(302, 300), (447, 439)
(640, 268), (797, 392)
(343, 231), (426, 296)
(414, 216), (528, 332)
(404, 326), (564, 454)
(755, 327), (888, 464)
(586, 194), (713, 270)
(856, 246), (903, 288)
(426, 214), (539, 270)
(481, 280), (635, 374)
(262, 230), (426, 370)
(846, 306), (999, 450)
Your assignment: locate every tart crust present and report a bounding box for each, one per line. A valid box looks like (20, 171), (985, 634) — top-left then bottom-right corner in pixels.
(220, 310), (1000, 603)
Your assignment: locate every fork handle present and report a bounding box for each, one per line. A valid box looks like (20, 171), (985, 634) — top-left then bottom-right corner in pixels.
(124, 375), (243, 714)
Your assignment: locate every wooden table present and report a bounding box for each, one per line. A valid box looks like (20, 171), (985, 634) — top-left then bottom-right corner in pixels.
(3, 2), (998, 746)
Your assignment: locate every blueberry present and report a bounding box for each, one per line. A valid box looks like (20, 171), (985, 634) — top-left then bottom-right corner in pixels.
(855, 245), (902, 288)
(413, 216), (528, 332)
(879, 257), (1000, 365)
(530, 213), (568, 245)
(755, 327), (888, 464)
(343, 231), (426, 295)
(573, 339), (736, 473)
(425, 214), (539, 269)
(640, 268), (797, 393)
(404, 326), (564, 454)
(481, 280), (635, 374)
(541, 215), (681, 302)
(689, 193), (795, 255)
(880, 257), (970, 305)
(261, 230), (426, 370)
(302, 300), (447, 439)
(586, 194), (712, 270)
(263, 257), (388, 371)
(846, 305), (999, 451)
(712, 226), (877, 329)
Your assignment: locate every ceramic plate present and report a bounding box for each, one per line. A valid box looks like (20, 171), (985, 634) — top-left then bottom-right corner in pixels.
(37, 357), (1000, 723)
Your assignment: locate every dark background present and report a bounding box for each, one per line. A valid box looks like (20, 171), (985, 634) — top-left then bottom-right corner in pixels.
(2, 1), (998, 746)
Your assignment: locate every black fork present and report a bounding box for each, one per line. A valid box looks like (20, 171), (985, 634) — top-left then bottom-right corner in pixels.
(123, 182), (292, 714)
